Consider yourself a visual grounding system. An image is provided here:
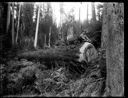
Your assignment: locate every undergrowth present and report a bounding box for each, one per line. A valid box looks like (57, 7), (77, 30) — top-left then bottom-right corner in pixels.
(0, 49), (106, 97)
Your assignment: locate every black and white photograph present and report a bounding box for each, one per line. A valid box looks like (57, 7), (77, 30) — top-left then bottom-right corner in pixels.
(0, 2), (124, 97)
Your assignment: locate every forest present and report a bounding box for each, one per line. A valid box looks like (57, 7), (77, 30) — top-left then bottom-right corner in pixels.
(0, 2), (124, 97)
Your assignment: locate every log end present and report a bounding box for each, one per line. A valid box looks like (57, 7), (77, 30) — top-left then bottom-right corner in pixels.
(78, 42), (98, 63)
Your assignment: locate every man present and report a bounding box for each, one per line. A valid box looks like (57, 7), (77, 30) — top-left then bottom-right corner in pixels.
(80, 30), (91, 42)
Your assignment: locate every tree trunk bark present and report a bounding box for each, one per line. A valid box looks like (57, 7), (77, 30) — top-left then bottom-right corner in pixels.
(102, 3), (124, 96)
(101, 3), (108, 49)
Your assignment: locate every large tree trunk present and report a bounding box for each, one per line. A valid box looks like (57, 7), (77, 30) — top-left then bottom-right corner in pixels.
(101, 3), (108, 49)
(102, 3), (124, 96)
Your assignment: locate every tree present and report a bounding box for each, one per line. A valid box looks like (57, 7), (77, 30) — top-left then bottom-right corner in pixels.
(79, 4), (80, 22)
(59, 3), (64, 40)
(11, 2), (15, 45)
(6, 2), (11, 34)
(22, 3), (34, 37)
(101, 3), (124, 96)
(101, 3), (108, 49)
(38, 3), (54, 48)
(97, 4), (103, 22)
(34, 4), (41, 48)
(86, 3), (88, 24)
(91, 3), (96, 22)
(16, 3), (21, 44)
(44, 34), (47, 47)
(48, 26), (51, 47)
(79, 2), (82, 32)
(0, 2), (12, 52)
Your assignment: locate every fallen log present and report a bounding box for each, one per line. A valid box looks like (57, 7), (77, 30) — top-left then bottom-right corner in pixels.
(17, 41), (98, 68)
(17, 31), (98, 72)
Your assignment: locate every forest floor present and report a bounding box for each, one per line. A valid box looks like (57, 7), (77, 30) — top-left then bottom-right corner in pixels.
(0, 48), (106, 97)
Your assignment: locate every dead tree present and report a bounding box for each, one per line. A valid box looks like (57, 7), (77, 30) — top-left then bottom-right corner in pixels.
(34, 5), (40, 48)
